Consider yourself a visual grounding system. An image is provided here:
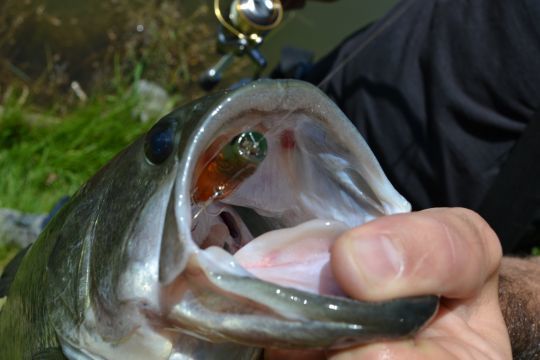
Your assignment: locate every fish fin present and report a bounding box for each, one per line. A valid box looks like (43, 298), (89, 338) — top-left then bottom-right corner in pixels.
(32, 347), (67, 360)
(0, 245), (30, 298)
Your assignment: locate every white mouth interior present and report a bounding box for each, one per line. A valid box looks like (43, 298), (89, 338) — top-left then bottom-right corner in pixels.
(234, 219), (348, 296)
(189, 111), (406, 296)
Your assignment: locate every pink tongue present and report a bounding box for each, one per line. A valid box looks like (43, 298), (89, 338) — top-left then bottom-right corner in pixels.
(233, 219), (348, 296)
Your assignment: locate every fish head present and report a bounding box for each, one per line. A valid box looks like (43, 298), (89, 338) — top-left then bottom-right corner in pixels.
(47, 79), (437, 359)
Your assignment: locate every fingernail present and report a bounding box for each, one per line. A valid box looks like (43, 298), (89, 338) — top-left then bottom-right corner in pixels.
(346, 235), (404, 281)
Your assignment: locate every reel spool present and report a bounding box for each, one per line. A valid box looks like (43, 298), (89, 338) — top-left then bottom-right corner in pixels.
(199, 0), (283, 91)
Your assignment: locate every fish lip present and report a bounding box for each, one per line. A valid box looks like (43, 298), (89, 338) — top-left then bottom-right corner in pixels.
(164, 250), (439, 350)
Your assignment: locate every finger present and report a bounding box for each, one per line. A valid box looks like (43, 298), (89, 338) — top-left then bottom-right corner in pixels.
(264, 349), (326, 360)
(331, 208), (502, 301)
(329, 338), (487, 360)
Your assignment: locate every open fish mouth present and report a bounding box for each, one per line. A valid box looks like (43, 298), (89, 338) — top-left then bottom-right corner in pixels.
(158, 80), (438, 351)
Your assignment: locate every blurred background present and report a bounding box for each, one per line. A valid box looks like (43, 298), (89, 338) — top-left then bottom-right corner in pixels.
(0, 0), (397, 266)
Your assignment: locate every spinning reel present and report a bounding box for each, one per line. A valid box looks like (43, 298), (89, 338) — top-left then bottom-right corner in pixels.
(199, 0), (284, 91)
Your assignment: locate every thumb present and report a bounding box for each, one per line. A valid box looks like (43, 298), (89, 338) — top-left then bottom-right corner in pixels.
(331, 208), (502, 301)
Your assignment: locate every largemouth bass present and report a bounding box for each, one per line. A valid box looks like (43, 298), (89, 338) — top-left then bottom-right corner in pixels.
(0, 79), (438, 359)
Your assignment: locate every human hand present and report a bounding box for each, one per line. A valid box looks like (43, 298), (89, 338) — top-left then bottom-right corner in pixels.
(330, 208), (511, 359)
(266, 208), (511, 359)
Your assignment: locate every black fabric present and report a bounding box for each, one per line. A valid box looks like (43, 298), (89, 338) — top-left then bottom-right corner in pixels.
(305, 0), (540, 254)
(479, 114), (540, 254)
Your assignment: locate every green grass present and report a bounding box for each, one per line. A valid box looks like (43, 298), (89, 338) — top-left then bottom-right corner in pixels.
(0, 86), (164, 269)
(0, 91), (155, 213)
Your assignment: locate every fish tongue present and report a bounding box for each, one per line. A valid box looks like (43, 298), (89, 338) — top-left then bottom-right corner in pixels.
(233, 219), (349, 296)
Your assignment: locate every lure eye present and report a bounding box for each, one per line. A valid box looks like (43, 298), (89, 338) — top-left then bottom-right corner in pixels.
(144, 119), (176, 165)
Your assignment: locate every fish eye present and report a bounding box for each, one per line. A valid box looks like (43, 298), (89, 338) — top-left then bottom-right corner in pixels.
(144, 119), (176, 165)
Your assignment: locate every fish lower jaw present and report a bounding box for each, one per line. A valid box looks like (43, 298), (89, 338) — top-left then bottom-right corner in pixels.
(191, 217), (352, 297)
(159, 222), (439, 352)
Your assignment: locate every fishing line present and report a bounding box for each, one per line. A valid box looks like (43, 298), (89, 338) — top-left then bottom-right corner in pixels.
(315, 0), (417, 89)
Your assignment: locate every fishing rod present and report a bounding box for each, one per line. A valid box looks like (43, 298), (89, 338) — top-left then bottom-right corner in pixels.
(199, 0), (284, 91)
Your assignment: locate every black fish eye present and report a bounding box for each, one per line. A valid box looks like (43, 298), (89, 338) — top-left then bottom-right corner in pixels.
(144, 119), (176, 165)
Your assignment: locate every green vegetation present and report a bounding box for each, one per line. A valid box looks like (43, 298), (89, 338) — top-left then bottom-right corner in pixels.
(0, 83), (166, 270)
(0, 88), (154, 213)
(0, 0), (216, 215)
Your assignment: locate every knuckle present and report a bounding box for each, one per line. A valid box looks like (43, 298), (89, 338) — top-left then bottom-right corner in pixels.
(443, 207), (502, 274)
